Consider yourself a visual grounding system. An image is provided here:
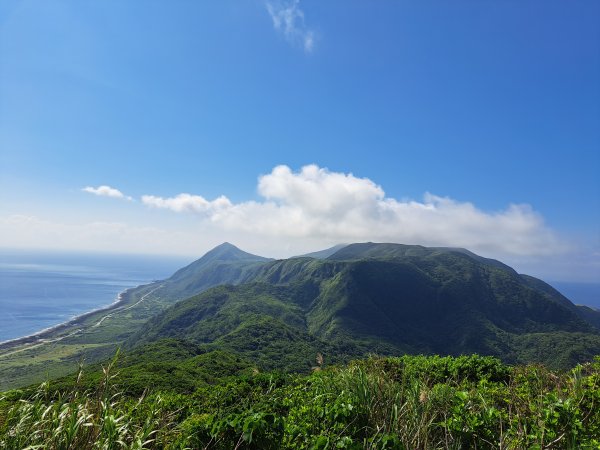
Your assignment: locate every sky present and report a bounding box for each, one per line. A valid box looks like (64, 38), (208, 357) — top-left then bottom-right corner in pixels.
(0, 1), (599, 283)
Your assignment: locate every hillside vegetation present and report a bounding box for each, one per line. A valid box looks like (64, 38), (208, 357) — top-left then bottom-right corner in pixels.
(1, 349), (599, 449)
(131, 243), (600, 370)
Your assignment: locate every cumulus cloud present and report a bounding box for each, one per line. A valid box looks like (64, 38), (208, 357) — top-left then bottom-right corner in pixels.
(266, 0), (315, 52)
(140, 164), (567, 257)
(82, 185), (132, 201)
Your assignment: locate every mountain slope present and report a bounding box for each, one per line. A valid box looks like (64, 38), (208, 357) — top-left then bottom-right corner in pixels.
(576, 305), (600, 330)
(307, 252), (595, 355)
(328, 242), (516, 273)
(160, 242), (272, 301)
(132, 283), (345, 371)
(130, 243), (600, 369)
(296, 244), (348, 259)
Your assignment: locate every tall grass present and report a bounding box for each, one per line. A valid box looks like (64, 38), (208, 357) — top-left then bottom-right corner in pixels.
(334, 364), (450, 448)
(0, 354), (176, 450)
(306, 356), (600, 449)
(1, 354), (599, 449)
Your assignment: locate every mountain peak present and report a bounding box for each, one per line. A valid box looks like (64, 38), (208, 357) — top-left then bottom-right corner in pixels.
(212, 241), (238, 251)
(166, 242), (271, 289)
(203, 242), (267, 262)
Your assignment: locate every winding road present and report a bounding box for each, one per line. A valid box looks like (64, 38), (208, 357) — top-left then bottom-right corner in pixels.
(0, 284), (164, 359)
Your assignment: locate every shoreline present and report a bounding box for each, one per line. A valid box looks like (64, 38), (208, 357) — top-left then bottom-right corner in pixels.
(0, 283), (153, 352)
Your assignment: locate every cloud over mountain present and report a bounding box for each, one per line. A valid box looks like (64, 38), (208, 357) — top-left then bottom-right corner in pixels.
(141, 164), (566, 257)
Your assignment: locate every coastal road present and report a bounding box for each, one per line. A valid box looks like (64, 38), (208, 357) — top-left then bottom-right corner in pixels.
(0, 284), (164, 359)
(92, 284), (163, 328)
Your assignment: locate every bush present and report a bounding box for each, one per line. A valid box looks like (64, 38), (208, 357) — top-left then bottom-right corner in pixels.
(1, 354), (599, 449)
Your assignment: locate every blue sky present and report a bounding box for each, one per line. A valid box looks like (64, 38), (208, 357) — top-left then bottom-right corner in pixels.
(0, 1), (599, 282)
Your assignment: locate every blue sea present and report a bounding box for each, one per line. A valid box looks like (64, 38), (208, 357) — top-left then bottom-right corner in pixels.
(550, 281), (600, 310)
(0, 249), (191, 343)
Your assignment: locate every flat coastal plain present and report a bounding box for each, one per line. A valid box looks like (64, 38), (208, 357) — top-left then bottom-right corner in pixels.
(0, 282), (165, 390)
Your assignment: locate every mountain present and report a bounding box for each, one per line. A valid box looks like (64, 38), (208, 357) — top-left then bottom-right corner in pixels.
(327, 242), (515, 272)
(132, 283), (342, 371)
(296, 244), (348, 259)
(160, 242), (272, 301)
(131, 242), (600, 370)
(6, 241), (597, 391)
(576, 305), (600, 330)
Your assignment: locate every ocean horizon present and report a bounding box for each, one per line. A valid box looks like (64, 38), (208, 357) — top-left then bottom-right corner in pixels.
(0, 249), (190, 343)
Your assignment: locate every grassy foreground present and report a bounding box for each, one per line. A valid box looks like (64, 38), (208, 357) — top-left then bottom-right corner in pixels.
(1, 353), (599, 449)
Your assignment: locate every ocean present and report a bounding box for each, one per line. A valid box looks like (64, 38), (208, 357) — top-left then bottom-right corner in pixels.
(550, 281), (600, 310)
(0, 249), (190, 343)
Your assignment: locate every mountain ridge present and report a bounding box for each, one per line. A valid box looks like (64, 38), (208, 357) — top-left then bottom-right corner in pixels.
(160, 242), (272, 301)
(130, 242), (600, 370)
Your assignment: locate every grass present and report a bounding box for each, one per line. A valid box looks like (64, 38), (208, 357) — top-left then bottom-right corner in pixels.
(1, 354), (599, 449)
(0, 355), (177, 449)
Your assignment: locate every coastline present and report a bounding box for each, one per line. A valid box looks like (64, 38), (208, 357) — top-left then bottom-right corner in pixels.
(0, 283), (151, 352)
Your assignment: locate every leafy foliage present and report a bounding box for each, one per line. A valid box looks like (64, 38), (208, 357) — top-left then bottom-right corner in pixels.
(2, 354), (599, 449)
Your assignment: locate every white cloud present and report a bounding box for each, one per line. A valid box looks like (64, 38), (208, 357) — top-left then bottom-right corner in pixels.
(140, 164), (568, 258)
(2, 210), (595, 282)
(82, 185), (132, 201)
(141, 193), (232, 215)
(5, 165), (598, 281)
(266, 0), (315, 52)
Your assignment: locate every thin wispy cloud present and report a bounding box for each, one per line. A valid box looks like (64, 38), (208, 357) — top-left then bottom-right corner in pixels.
(141, 164), (568, 258)
(82, 185), (132, 201)
(266, 0), (315, 52)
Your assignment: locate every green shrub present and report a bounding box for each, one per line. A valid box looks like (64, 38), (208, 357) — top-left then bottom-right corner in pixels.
(1, 354), (599, 449)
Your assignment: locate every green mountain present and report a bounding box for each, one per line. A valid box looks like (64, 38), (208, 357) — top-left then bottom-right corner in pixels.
(132, 283), (341, 371)
(576, 305), (600, 330)
(130, 242), (600, 370)
(295, 244), (348, 259)
(159, 242), (272, 301)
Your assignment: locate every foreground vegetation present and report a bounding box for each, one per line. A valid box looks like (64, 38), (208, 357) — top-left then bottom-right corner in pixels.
(1, 351), (599, 449)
